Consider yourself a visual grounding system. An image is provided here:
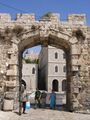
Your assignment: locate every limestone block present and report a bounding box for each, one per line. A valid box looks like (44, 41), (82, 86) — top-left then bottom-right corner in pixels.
(0, 86), (4, 92)
(71, 47), (81, 55)
(7, 48), (14, 54)
(68, 14), (86, 25)
(16, 13), (35, 22)
(5, 92), (15, 99)
(73, 101), (79, 108)
(3, 99), (14, 111)
(0, 14), (11, 22)
(72, 65), (78, 71)
(6, 70), (18, 76)
(73, 87), (79, 94)
(5, 80), (16, 87)
(72, 59), (78, 65)
(69, 37), (78, 44)
(8, 59), (18, 65)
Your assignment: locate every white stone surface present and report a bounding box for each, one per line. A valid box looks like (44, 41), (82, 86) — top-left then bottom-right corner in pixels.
(0, 109), (90, 120)
(22, 64), (38, 92)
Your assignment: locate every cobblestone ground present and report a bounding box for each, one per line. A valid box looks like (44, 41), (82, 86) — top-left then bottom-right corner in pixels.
(0, 108), (90, 120)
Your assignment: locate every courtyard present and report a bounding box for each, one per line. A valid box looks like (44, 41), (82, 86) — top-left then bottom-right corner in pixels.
(0, 108), (90, 120)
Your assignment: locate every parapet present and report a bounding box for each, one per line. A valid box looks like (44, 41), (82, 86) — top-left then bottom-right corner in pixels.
(0, 13), (87, 26)
(68, 14), (86, 25)
(0, 13), (11, 22)
(16, 13), (35, 22)
(41, 13), (60, 23)
(0, 13), (35, 23)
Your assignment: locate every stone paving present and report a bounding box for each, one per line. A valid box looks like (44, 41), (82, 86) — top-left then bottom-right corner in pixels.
(0, 108), (90, 120)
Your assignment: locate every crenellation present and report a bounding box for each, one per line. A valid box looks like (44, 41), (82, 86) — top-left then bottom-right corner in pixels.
(0, 12), (90, 112)
(16, 13), (35, 23)
(68, 14), (86, 25)
(0, 13), (11, 22)
(50, 13), (60, 22)
(0, 13), (88, 30)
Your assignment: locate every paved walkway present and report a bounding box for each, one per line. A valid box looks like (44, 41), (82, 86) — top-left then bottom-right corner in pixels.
(0, 108), (90, 120)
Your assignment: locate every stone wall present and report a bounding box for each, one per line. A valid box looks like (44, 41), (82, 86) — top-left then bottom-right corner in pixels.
(0, 13), (89, 112)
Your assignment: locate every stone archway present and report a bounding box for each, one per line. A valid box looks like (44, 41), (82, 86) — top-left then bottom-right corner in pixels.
(17, 28), (72, 112)
(0, 13), (90, 112)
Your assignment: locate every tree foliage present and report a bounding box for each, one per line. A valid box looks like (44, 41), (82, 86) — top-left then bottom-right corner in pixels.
(24, 58), (39, 64)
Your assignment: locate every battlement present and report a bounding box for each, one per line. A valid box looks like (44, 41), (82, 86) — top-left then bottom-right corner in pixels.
(0, 13), (87, 25)
(16, 13), (35, 22)
(41, 13), (60, 23)
(0, 13), (35, 23)
(68, 14), (86, 25)
(0, 13), (11, 22)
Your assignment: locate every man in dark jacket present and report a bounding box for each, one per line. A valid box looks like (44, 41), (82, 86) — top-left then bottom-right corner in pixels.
(35, 88), (41, 108)
(41, 91), (47, 108)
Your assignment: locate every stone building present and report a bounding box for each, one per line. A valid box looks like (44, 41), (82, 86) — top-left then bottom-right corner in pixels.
(39, 46), (66, 93)
(24, 52), (38, 61)
(0, 13), (90, 112)
(22, 63), (38, 92)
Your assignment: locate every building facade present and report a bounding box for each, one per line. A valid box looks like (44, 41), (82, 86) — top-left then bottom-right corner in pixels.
(24, 52), (38, 61)
(0, 13), (90, 111)
(39, 46), (66, 93)
(22, 63), (38, 92)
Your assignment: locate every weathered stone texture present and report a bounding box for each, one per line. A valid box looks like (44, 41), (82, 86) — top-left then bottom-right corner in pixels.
(0, 13), (90, 112)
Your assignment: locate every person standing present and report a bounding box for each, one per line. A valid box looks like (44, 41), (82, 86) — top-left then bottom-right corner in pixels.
(35, 88), (41, 108)
(41, 91), (47, 108)
(49, 89), (56, 109)
(21, 86), (28, 114)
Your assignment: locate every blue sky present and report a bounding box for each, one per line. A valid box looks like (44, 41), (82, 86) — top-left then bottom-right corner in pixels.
(0, 0), (90, 54)
(0, 0), (90, 23)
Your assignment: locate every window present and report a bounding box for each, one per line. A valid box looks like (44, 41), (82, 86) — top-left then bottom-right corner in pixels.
(55, 52), (58, 59)
(62, 80), (66, 91)
(55, 66), (58, 72)
(52, 79), (58, 91)
(63, 65), (66, 72)
(32, 67), (35, 74)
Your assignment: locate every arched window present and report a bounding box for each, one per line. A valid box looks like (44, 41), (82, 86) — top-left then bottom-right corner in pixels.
(32, 67), (35, 74)
(62, 80), (66, 91)
(55, 66), (58, 72)
(55, 52), (58, 59)
(52, 79), (58, 91)
(63, 65), (66, 72)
